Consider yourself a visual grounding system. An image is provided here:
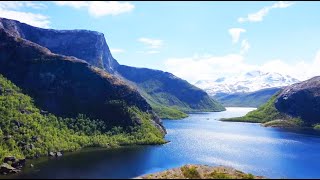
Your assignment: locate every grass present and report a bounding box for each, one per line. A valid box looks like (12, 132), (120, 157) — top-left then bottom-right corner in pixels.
(180, 166), (201, 179)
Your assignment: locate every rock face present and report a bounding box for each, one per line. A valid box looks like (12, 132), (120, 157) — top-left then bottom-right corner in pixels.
(0, 27), (164, 131)
(0, 18), (119, 73)
(0, 18), (224, 116)
(275, 76), (320, 125)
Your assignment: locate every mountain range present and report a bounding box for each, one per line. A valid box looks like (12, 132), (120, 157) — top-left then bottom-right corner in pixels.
(0, 18), (224, 120)
(195, 70), (300, 107)
(195, 70), (299, 95)
(222, 76), (320, 129)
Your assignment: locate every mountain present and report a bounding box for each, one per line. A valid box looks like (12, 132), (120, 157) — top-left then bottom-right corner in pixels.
(0, 18), (225, 119)
(214, 87), (282, 108)
(0, 74), (165, 164)
(195, 70), (299, 96)
(222, 76), (320, 129)
(116, 65), (225, 118)
(0, 23), (166, 134)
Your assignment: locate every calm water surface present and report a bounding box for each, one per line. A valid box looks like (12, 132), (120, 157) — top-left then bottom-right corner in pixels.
(8, 107), (320, 179)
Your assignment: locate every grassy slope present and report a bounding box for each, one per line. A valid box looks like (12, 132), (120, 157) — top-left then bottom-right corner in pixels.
(137, 88), (188, 120)
(116, 66), (225, 120)
(220, 93), (304, 127)
(139, 164), (264, 179)
(0, 74), (165, 161)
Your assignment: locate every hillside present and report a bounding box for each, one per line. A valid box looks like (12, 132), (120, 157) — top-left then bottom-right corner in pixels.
(138, 164), (265, 179)
(116, 65), (226, 119)
(0, 74), (165, 164)
(0, 18), (225, 120)
(0, 28), (166, 134)
(214, 87), (281, 107)
(221, 77), (320, 129)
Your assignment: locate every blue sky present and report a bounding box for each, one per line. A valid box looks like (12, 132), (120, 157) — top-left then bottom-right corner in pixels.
(0, 1), (319, 83)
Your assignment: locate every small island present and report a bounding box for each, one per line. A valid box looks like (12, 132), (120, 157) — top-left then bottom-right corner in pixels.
(137, 164), (265, 179)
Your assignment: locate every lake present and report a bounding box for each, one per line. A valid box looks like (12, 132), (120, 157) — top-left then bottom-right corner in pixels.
(8, 107), (320, 179)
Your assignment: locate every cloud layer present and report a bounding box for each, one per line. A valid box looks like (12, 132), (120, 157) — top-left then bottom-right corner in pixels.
(164, 49), (320, 84)
(0, 1), (50, 28)
(238, 1), (294, 23)
(53, 1), (134, 17)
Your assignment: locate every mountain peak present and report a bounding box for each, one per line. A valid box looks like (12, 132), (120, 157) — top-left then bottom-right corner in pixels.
(195, 71), (300, 96)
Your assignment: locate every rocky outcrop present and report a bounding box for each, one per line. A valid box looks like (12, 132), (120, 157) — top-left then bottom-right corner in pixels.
(275, 76), (320, 125)
(0, 17), (119, 73)
(138, 164), (265, 179)
(0, 27), (165, 132)
(0, 157), (26, 175)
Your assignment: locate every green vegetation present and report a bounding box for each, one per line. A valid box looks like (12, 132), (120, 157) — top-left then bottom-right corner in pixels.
(137, 87), (188, 120)
(117, 65), (226, 120)
(0, 74), (165, 161)
(207, 170), (233, 179)
(139, 164), (264, 179)
(152, 104), (188, 120)
(313, 124), (320, 130)
(262, 119), (303, 128)
(221, 93), (305, 128)
(221, 94), (287, 123)
(180, 166), (201, 179)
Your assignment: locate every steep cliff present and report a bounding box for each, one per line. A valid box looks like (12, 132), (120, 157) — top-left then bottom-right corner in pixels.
(0, 28), (165, 133)
(0, 17), (119, 73)
(0, 17), (225, 119)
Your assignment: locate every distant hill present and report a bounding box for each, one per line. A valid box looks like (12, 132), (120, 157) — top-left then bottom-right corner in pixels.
(222, 76), (320, 130)
(213, 87), (282, 107)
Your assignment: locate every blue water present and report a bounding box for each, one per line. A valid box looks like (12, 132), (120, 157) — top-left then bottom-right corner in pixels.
(9, 107), (320, 179)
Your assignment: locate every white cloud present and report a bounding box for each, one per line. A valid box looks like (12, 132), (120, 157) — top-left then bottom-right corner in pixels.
(240, 39), (250, 55)
(0, 1), (47, 10)
(163, 49), (320, 84)
(53, 1), (134, 17)
(138, 37), (163, 49)
(164, 54), (255, 83)
(238, 1), (294, 23)
(0, 1), (50, 28)
(110, 48), (125, 54)
(229, 28), (246, 44)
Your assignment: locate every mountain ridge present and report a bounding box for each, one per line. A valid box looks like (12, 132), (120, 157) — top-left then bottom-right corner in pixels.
(195, 70), (299, 96)
(0, 17), (225, 119)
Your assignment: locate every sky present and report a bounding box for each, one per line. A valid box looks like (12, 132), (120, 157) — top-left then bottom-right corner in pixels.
(0, 1), (320, 84)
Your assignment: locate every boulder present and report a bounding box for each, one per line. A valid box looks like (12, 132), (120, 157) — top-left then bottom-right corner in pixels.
(0, 163), (16, 174)
(11, 159), (26, 169)
(3, 156), (16, 163)
(56, 152), (63, 157)
(48, 152), (55, 157)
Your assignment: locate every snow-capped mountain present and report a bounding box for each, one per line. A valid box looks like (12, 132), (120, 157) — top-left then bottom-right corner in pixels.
(194, 71), (300, 96)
